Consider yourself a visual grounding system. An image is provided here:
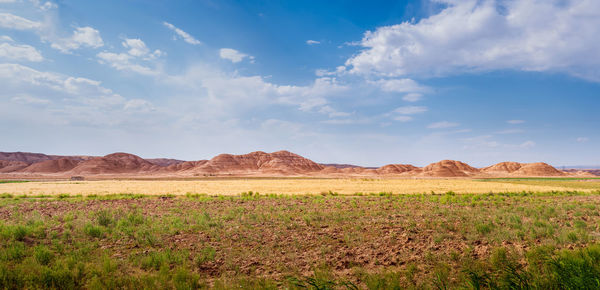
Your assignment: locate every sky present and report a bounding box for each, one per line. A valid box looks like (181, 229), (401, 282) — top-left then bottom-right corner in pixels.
(0, 0), (599, 167)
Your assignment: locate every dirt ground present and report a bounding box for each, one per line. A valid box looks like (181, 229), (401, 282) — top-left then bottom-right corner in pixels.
(1, 192), (599, 288)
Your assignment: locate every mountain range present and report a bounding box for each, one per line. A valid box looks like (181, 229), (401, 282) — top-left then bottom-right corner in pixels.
(0, 151), (597, 178)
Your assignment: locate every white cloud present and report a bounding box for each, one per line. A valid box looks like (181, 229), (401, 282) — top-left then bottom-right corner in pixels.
(124, 99), (154, 112)
(371, 78), (429, 93)
(163, 22), (201, 45)
(30, 0), (57, 10)
(462, 135), (499, 149)
(318, 105), (350, 118)
(519, 140), (536, 149)
(96, 38), (162, 75)
(168, 65), (349, 119)
(219, 48), (254, 63)
(507, 119), (525, 124)
(393, 105), (427, 115)
(0, 42), (43, 62)
(51, 26), (104, 53)
(320, 118), (372, 125)
(402, 93), (423, 102)
(97, 52), (158, 75)
(387, 105), (427, 122)
(11, 95), (50, 105)
(345, 0), (600, 81)
(0, 13), (42, 30)
(428, 121), (459, 129)
(121, 38), (162, 59)
(392, 115), (413, 122)
(122, 38), (149, 57)
(577, 137), (589, 143)
(0, 36), (14, 42)
(315, 66), (346, 77)
(495, 129), (524, 134)
(306, 40), (320, 45)
(0, 63), (155, 126)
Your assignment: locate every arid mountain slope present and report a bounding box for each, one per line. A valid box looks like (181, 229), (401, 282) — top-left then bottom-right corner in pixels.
(482, 162), (523, 174)
(421, 160), (480, 177)
(0, 152), (56, 164)
(147, 158), (185, 167)
(376, 164), (421, 175)
(68, 153), (159, 175)
(482, 162), (566, 176)
(192, 151), (324, 174)
(0, 150), (585, 177)
(510, 162), (565, 177)
(21, 158), (81, 173)
(0, 160), (29, 173)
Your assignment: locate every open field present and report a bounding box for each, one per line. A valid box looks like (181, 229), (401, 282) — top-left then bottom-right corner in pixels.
(2, 178), (600, 196)
(2, 179), (600, 288)
(2, 192), (600, 288)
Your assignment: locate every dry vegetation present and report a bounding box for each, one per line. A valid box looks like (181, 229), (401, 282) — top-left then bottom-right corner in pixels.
(2, 178), (600, 289)
(2, 178), (599, 196)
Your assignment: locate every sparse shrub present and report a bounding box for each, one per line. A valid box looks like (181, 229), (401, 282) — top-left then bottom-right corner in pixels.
(476, 222), (494, 235)
(195, 246), (216, 267)
(34, 245), (54, 265)
(96, 210), (113, 227)
(574, 220), (587, 229)
(2, 242), (26, 262)
(9, 225), (29, 241)
(84, 223), (103, 238)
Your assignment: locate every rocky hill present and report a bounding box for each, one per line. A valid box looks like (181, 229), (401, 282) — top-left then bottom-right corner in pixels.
(0, 150), (584, 178)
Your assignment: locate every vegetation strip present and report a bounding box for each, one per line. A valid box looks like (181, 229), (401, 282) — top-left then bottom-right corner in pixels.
(1, 191), (600, 288)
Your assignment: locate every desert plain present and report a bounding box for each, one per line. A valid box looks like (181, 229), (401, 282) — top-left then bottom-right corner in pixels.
(1, 151), (600, 289)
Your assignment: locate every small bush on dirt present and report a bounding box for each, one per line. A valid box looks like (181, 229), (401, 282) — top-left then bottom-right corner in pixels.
(96, 210), (113, 227)
(34, 245), (54, 266)
(195, 246), (216, 267)
(475, 222), (494, 235)
(84, 223), (103, 238)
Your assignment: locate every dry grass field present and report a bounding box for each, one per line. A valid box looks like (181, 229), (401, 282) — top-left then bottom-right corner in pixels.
(2, 178), (600, 289)
(2, 178), (599, 196)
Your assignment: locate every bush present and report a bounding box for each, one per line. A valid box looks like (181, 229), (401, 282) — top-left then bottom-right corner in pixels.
(34, 245), (54, 266)
(195, 246), (216, 267)
(84, 224), (103, 238)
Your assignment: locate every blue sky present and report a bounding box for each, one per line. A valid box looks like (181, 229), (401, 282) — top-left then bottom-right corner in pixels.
(1, 0), (599, 167)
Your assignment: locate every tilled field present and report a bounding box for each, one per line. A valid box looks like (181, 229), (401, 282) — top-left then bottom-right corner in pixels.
(1, 192), (600, 288)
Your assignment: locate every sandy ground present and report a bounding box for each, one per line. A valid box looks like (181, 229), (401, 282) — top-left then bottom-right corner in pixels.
(0, 178), (590, 196)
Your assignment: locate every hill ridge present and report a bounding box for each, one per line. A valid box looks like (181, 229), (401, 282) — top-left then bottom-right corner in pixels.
(0, 151), (593, 177)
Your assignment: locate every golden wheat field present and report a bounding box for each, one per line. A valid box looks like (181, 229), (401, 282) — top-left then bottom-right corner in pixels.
(1, 178), (598, 196)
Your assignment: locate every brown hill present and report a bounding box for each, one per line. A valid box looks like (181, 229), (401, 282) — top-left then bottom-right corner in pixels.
(320, 163), (377, 169)
(377, 164), (420, 175)
(421, 160), (480, 177)
(0, 152), (55, 164)
(563, 169), (600, 176)
(193, 151), (324, 175)
(68, 153), (159, 175)
(147, 158), (185, 167)
(481, 162), (523, 174)
(164, 160), (208, 172)
(510, 162), (565, 177)
(0, 160), (29, 173)
(21, 158), (80, 173)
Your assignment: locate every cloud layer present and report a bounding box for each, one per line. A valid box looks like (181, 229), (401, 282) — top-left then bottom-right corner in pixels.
(346, 0), (600, 81)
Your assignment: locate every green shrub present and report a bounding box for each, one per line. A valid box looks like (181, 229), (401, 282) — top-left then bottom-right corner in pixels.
(195, 246), (216, 266)
(84, 224), (103, 238)
(96, 210), (113, 227)
(34, 245), (54, 266)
